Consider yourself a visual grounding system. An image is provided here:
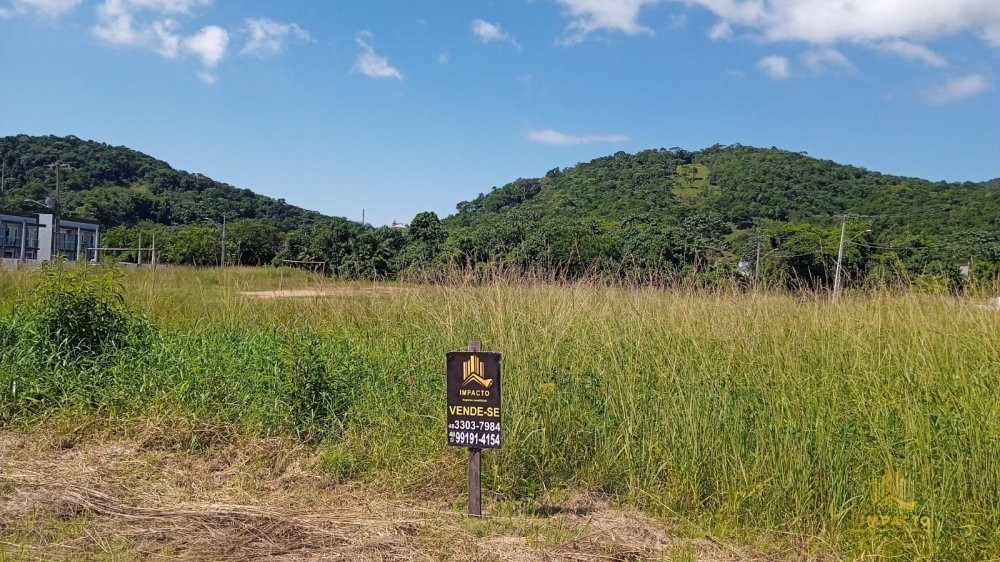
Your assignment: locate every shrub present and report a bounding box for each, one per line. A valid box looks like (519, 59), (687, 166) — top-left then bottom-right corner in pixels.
(27, 263), (147, 362)
(280, 334), (357, 442)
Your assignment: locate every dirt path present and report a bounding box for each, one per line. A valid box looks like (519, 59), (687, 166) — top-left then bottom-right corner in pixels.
(0, 430), (764, 561)
(241, 286), (415, 299)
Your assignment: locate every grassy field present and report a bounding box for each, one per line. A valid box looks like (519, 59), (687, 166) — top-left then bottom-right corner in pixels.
(1, 265), (999, 560)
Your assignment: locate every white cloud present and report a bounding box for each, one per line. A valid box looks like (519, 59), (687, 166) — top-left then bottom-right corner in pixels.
(554, 0), (659, 45)
(151, 18), (181, 57)
(13, 0), (81, 17)
(94, 0), (139, 44)
(242, 17), (311, 57)
(351, 31), (402, 80)
(471, 19), (521, 49)
(684, 0), (1000, 48)
(756, 55), (789, 79)
(923, 73), (990, 104)
(438, 52), (450, 64)
(707, 20), (732, 41)
(527, 128), (630, 145)
(93, 0), (227, 81)
(802, 48), (854, 74)
(0, 7), (10, 17)
(183, 24), (227, 68)
(94, 0), (211, 45)
(875, 39), (947, 67)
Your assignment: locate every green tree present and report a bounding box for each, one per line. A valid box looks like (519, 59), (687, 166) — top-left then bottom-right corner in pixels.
(400, 211), (446, 269)
(341, 227), (406, 280)
(227, 219), (281, 266)
(163, 225), (220, 266)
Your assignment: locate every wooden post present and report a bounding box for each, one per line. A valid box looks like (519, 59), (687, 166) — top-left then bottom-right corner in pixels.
(467, 340), (482, 517)
(468, 447), (482, 517)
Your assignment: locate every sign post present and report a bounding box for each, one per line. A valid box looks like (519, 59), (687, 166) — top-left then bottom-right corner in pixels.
(447, 340), (502, 517)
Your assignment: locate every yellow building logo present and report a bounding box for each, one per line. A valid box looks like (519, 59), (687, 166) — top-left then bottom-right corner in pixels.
(874, 470), (917, 511)
(859, 469), (931, 531)
(462, 355), (493, 388)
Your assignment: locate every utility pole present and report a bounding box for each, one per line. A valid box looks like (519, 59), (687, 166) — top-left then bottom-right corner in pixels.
(755, 228), (762, 282)
(362, 208), (365, 225)
(47, 161), (71, 258)
(220, 213), (227, 267)
(832, 214), (848, 303)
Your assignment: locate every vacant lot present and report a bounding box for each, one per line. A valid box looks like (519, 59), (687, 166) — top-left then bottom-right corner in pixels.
(1, 266), (998, 560)
(0, 427), (757, 561)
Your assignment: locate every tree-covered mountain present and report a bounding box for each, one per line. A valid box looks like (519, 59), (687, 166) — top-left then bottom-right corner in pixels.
(442, 145), (999, 285)
(0, 134), (327, 230)
(2, 135), (997, 287)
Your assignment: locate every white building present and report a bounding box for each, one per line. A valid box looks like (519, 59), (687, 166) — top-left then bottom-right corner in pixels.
(0, 211), (99, 267)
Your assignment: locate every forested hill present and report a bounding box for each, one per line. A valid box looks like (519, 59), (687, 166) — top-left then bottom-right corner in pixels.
(450, 145), (998, 230)
(0, 135), (328, 230)
(443, 145), (999, 281)
(1, 135), (997, 284)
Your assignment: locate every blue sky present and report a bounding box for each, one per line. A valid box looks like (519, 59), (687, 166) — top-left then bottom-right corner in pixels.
(1, 0), (998, 226)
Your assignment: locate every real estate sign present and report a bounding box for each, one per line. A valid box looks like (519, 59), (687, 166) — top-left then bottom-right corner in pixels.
(446, 351), (502, 449)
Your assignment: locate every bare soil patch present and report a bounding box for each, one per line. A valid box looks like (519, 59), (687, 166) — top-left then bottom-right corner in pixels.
(0, 429), (766, 561)
(241, 286), (415, 299)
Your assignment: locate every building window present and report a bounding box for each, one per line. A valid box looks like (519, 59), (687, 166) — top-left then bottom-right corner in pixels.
(25, 226), (39, 260)
(1, 222), (22, 259)
(58, 228), (78, 261)
(81, 231), (97, 261)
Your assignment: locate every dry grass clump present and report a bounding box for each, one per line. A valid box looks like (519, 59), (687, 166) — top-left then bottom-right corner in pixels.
(0, 428), (750, 561)
(1, 431), (422, 560)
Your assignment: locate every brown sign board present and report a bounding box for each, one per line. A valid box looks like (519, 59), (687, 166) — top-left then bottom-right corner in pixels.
(446, 351), (502, 449)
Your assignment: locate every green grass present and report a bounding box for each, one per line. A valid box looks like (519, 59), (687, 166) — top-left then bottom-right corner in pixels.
(672, 163), (711, 198)
(2, 265), (999, 560)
